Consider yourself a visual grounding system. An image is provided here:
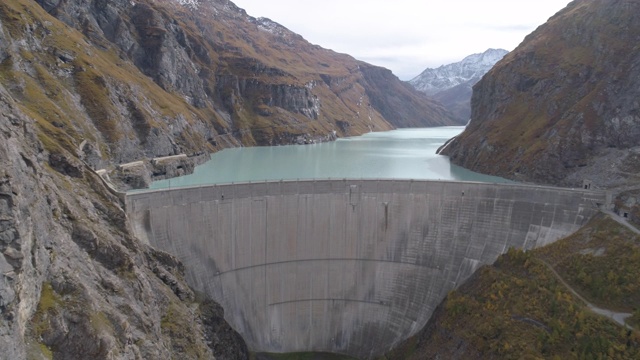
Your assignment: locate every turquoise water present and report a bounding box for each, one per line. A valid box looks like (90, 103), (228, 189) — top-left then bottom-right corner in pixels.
(149, 127), (510, 189)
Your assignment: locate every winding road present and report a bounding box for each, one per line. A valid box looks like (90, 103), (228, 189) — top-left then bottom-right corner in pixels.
(541, 259), (634, 330)
(541, 206), (640, 331)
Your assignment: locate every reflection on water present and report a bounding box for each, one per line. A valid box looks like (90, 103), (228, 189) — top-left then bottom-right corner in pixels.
(149, 127), (510, 189)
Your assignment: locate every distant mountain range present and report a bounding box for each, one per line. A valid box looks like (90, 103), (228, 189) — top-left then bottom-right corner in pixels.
(409, 49), (508, 121)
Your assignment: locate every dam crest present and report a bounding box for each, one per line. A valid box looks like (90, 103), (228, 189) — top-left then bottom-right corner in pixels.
(126, 179), (606, 358)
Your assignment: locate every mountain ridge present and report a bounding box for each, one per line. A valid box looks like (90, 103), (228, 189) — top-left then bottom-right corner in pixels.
(409, 48), (508, 96)
(409, 48), (508, 121)
(27, 0), (459, 166)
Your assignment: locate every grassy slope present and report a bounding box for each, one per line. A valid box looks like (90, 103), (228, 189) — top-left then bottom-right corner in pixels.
(384, 214), (640, 359)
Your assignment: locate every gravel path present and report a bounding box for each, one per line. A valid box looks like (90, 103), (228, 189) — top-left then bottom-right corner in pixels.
(540, 259), (634, 330)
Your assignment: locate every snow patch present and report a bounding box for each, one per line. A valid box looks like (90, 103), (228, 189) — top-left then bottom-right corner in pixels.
(254, 17), (291, 39)
(256, 17), (279, 34)
(174, 0), (200, 9)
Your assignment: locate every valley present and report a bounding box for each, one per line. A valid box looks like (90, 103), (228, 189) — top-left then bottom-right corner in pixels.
(0, 0), (639, 359)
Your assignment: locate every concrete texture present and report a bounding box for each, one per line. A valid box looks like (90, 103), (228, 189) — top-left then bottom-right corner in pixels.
(125, 180), (606, 359)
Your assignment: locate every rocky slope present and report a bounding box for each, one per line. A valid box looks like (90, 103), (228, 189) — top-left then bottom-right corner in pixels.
(23, 0), (456, 169)
(0, 77), (249, 358)
(409, 49), (507, 122)
(440, 0), (640, 188)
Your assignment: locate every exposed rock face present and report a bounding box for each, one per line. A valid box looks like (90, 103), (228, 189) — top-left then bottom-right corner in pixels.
(440, 0), (640, 188)
(26, 0), (457, 166)
(409, 49), (508, 122)
(0, 80), (249, 359)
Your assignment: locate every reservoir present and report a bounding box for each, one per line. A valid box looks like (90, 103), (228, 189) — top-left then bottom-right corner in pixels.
(149, 126), (510, 189)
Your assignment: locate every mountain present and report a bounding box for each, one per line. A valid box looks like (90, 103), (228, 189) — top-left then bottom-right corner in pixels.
(29, 0), (456, 167)
(0, 58), (249, 359)
(409, 49), (509, 96)
(0, 0), (459, 358)
(440, 0), (640, 188)
(409, 49), (508, 121)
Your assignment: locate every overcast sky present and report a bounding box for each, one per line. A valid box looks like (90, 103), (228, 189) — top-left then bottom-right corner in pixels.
(231, 0), (571, 80)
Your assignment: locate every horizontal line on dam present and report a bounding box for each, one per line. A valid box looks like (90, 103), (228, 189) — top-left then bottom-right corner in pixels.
(213, 257), (444, 276)
(269, 298), (391, 307)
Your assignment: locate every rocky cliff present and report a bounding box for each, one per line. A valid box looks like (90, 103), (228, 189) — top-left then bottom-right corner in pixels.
(18, 0), (457, 170)
(409, 49), (508, 122)
(0, 76), (249, 358)
(440, 0), (640, 188)
(0, 0), (252, 358)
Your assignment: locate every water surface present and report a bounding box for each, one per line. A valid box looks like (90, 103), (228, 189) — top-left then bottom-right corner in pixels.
(150, 127), (509, 189)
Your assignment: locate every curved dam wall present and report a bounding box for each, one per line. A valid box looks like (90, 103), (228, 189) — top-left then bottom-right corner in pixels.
(126, 180), (606, 358)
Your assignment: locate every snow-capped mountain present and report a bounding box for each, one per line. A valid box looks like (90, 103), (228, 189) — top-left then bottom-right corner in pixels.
(408, 48), (508, 121)
(409, 48), (508, 96)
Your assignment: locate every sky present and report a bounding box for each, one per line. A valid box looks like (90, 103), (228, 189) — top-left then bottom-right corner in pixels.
(231, 0), (571, 80)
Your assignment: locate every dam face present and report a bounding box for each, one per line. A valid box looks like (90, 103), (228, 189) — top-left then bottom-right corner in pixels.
(126, 180), (605, 358)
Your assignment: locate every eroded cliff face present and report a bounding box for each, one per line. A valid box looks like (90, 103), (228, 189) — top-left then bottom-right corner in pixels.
(358, 62), (456, 128)
(0, 0), (240, 358)
(21, 0), (456, 167)
(441, 0), (640, 188)
(0, 83), (249, 358)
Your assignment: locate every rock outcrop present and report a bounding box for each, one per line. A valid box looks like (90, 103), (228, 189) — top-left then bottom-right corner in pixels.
(440, 0), (640, 188)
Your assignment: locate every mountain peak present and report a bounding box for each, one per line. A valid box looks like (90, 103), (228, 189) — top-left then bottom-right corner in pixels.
(408, 48), (508, 122)
(409, 48), (508, 96)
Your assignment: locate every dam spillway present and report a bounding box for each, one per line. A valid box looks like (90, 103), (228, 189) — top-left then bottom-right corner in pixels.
(125, 179), (606, 358)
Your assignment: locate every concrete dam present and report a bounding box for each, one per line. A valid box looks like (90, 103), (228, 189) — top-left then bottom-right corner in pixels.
(125, 179), (606, 358)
